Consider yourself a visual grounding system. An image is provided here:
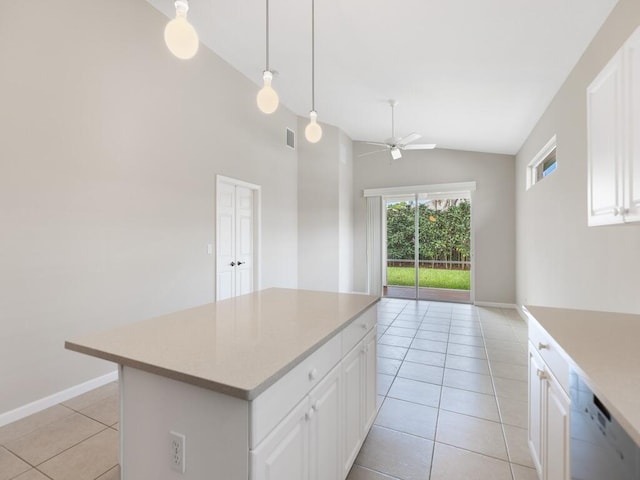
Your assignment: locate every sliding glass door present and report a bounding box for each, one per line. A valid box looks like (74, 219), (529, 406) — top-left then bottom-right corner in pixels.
(384, 192), (472, 302)
(384, 196), (417, 299)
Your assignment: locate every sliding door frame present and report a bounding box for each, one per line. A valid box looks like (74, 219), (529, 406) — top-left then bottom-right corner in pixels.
(364, 182), (476, 303)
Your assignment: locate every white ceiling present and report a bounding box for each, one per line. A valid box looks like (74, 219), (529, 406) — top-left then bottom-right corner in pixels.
(147, 0), (619, 155)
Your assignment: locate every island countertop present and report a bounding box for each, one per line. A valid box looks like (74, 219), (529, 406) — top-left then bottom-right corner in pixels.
(524, 305), (640, 445)
(66, 288), (379, 400)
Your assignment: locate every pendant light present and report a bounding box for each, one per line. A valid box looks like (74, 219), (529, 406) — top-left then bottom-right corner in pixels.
(256, 0), (279, 114)
(305, 0), (322, 143)
(164, 0), (199, 60)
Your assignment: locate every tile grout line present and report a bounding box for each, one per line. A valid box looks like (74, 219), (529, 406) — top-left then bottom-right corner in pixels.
(429, 306), (449, 479)
(478, 307), (523, 480)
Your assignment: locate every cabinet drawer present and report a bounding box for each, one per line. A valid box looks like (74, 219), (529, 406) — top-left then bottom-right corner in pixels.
(528, 318), (570, 394)
(342, 307), (376, 356)
(250, 333), (341, 449)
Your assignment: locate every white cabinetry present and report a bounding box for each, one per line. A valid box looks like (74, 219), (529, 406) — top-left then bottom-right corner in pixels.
(528, 347), (544, 474)
(528, 320), (571, 480)
(342, 342), (364, 474)
(588, 26), (640, 226)
(252, 364), (342, 480)
(342, 328), (377, 476)
(252, 398), (309, 480)
(363, 330), (377, 430)
(252, 308), (377, 480)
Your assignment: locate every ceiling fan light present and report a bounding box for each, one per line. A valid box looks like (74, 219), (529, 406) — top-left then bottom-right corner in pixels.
(390, 147), (402, 160)
(164, 0), (199, 60)
(257, 71), (279, 114)
(305, 111), (323, 143)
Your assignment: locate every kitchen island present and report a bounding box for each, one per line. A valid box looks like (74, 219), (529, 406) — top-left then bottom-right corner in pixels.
(66, 288), (379, 480)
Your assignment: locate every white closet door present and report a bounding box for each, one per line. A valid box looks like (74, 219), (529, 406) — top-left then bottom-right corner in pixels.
(217, 182), (236, 301)
(235, 186), (254, 297)
(216, 179), (256, 301)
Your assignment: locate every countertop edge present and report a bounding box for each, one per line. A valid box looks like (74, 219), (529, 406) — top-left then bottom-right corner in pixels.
(524, 305), (640, 446)
(65, 291), (380, 401)
(65, 340), (250, 400)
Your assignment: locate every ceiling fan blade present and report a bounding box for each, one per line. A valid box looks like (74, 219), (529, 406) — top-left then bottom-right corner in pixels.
(364, 142), (389, 147)
(358, 148), (388, 158)
(396, 132), (422, 147)
(403, 143), (437, 150)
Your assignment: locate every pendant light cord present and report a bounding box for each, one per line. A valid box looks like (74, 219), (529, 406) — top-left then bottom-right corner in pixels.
(392, 104), (395, 138)
(265, 0), (270, 71)
(311, 0), (315, 111)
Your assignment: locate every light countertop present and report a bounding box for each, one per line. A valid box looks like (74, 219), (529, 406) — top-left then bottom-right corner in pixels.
(524, 305), (640, 445)
(66, 288), (379, 400)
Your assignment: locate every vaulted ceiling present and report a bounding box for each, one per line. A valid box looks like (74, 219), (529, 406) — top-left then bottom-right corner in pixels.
(148, 0), (619, 154)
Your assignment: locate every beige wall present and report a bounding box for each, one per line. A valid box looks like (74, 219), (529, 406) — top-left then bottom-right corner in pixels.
(297, 121), (355, 292)
(352, 146), (516, 304)
(0, 0), (300, 414)
(515, 0), (640, 313)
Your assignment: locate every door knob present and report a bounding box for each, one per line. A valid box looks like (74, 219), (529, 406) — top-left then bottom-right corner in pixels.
(237, 261), (245, 266)
(230, 261), (236, 267)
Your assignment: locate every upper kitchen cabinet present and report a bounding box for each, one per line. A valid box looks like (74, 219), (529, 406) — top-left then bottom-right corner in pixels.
(587, 26), (640, 226)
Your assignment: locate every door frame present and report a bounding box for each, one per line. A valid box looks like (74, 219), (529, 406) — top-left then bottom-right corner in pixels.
(215, 175), (262, 301)
(365, 182), (476, 303)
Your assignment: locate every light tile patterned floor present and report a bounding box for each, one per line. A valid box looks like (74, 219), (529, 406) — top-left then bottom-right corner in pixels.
(347, 298), (538, 480)
(0, 299), (536, 480)
(0, 383), (120, 480)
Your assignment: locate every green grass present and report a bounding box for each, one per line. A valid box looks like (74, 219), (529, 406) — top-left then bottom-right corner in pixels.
(387, 267), (470, 290)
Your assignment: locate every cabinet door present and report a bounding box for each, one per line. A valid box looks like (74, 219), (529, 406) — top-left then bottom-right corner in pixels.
(528, 345), (544, 476)
(587, 51), (625, 226)
(309, 365), (342, 480)
(545, 376), (571, 480)
(363, 328), (377, 431)
(251, 398), (310, 480)
(342, 343), (364, 476)
(624, 27), (640, 222)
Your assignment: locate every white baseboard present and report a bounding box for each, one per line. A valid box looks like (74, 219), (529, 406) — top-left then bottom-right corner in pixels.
(515, 304), (529, 324)
(474, 301), (517, 309)
(0, 370), (118, 428)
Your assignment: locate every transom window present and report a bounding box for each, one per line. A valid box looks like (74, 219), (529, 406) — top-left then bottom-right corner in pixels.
(527, 135), (557, 189)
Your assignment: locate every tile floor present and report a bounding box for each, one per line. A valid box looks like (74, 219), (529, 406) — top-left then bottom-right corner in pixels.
(0, 298), (536, 480)
(348, 298), (537, 480)
(0, 383), (120, 480)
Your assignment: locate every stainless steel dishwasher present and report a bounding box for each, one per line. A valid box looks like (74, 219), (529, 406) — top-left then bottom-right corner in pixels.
(570, 370), (640, 479)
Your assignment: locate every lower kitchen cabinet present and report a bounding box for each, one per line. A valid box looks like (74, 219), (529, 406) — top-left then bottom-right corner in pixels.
(252, 364), (342, 480)
(342, 341), (365, 475)
(363, 329), (377, 431)
(528, 344), (570, 480)
(252, 321), (377, 480)
(251, 397), (310, 480)
(342, 328), (377, 476)
(309, 364), (343, 480)
(545, 374), (570, 480)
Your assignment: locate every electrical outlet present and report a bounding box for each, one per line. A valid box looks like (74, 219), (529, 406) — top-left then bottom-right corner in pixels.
(170, 431), (186, 473)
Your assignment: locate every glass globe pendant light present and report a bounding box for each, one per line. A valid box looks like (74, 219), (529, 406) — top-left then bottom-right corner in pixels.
(257, 0), (279, 114)
(164, 0), (199, 60)
(305, 0), (322, 143)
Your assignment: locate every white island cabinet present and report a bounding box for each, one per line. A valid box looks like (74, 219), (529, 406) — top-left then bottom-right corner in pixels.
(66, 288), (379, 480)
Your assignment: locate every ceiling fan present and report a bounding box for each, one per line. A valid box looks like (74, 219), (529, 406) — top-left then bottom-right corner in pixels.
(360, 100), (436, 160)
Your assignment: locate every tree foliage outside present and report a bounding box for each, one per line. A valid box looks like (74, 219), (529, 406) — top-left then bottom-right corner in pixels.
(387, 199), (471, 269)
